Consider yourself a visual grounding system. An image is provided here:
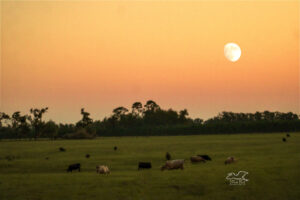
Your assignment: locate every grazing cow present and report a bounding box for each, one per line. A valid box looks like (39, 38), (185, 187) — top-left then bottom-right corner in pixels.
(86, 154), (90, 158)
(45, 157), (49, 160)
(286, 133), (290, 137)
(166, 152), (171, 160)
(114, 146), (118, 151)
(197, 155), (212, 161)
(161, 159), (184, 171)
(96, 165), (110, 174)
(225, 157), (236, 165)
(282, 138), (287, 142)
(67, 163), (81, 172)
(190, 156), (206, 163)
(59, 147), (66, 152)
(138, 162), (152, 170)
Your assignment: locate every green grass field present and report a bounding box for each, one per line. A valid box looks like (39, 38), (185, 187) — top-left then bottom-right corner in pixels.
(1, 133), (300, 200)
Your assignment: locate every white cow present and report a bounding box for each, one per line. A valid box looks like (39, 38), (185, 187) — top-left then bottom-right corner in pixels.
(96, 165), (110, 174)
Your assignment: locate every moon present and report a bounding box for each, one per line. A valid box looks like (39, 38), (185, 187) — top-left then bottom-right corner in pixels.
(224, 43), (241, 62)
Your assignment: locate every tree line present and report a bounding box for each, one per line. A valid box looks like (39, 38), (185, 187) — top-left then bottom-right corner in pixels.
(0, 100), (300, 139)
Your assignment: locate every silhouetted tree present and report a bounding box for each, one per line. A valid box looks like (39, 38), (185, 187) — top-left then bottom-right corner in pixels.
(11, 111), (31, 138)
(179, 109), (189, 122)
(254, 112), (262, 121)
(0, 112), (10, 127)
(77, 108), (93, 127)
(144, 100), (160, 112)
(194, 118), (203, 124)
(42, 120), (58, 139)
(1, 103), (300, 139)
(29, 107), (48, 139)
(112, 106), (128, 120)
(132, 102), (143, 117)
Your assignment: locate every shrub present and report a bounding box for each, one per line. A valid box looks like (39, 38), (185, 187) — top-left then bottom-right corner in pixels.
(63, 128), (96, 139)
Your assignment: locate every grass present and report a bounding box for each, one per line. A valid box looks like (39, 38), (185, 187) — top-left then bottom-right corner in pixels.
(0, 133), (300, 200)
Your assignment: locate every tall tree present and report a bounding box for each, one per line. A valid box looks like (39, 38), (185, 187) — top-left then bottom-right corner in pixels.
(77, 108), (93, 127)
(113, 107), (128, 120)
(43, 120), (58, 139)
(29, 107), (48, 139)
(0, 112), (10, 127)
(254, 112), (262, 121)
(144, 100), (160, 112)
(132, 102), (143, 117)
(11, 111), (31, 138)
(179, 109), (189, 122)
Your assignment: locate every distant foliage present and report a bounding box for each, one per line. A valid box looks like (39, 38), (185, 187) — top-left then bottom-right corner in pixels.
(63, 128), (96, 139)
(0, 102), (300, 139)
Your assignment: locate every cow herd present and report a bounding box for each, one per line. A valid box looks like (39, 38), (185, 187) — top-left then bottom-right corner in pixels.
(63, 133), (290, 173)
(3, 134), (290, 174)
(62, 146), (238, 174)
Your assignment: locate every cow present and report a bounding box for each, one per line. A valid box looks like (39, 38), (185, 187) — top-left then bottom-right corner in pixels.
(138, 162), (152, 170)
(190, 156), (206, 163)
(67, 163), (81, 172)
(282, 138), (287, 142)
(225, 157), (236, 165)
(86, 154), (90, 158)
(197, 155), (212, 161)
(161, 159), (184, 171)
(59, 147), (66, 152)
(286, 133), (290, 137)
(114, 146), (118, 151)
(96, 165), (110, 174)
(166, 152), (171, 160)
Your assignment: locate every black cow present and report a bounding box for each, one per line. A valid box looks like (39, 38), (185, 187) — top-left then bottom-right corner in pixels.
(67, 163), (81, 172)
(197, 155), (212, 161)
(282, 138), (287, 142)
(114, 146), (118, 151)
(138, 162), (152, 170)
(59, 147), (66, 152)
(86, 154), (90, 158)
(286, 133), (290, 137)
(166, 152), (171, 160)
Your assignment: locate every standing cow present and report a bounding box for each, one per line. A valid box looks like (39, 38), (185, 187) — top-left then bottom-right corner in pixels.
(197, 155), (212, 161)
(96, 165), (110, 174)
(67, 163), (81, 172)
(225, 157), (236, 165)
(59, 147), (66, 152)
(138, 162), (152, 170)
(190, 156), (206, 163)
(161, 159), (184, 171)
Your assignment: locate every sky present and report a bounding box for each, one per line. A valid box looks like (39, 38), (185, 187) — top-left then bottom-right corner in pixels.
(1, 1), (299, 123)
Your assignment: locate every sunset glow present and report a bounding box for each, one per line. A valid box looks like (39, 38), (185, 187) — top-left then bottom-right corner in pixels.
(1, 1), (299, 123)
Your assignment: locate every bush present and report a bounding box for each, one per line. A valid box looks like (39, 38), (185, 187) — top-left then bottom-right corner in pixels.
(63, 128), (96, 139)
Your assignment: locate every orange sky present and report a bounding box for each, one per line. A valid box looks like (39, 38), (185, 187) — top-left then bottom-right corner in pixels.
(1, 1), (299, 123)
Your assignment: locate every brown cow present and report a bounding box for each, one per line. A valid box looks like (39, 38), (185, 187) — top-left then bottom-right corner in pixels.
(161, 159), (184, 171)
(190, 156), (206, 163)
(225, 157), (236, 165)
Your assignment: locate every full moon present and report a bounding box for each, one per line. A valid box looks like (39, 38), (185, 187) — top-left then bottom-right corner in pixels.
(224, 43), (241, 62)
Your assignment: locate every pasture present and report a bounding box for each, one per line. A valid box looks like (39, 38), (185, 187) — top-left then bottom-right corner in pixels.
(0, 133), (300, 200)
